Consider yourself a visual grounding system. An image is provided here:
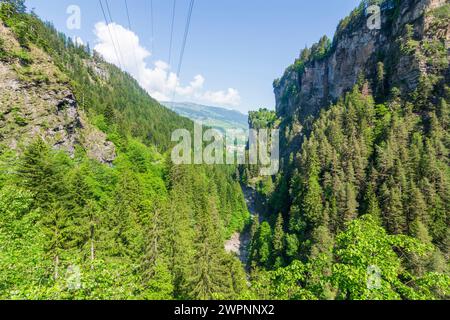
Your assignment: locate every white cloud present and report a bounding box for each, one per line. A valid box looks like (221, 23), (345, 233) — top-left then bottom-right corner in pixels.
(93, 22), (241, 107)
(202, 88), (241, 107)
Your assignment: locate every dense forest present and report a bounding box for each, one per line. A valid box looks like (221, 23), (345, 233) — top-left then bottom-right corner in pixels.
(0, 0), (449, 300)
(244, 86), (449, 299)
(0, 1), (249, 299)
(242, 0), (449, 300)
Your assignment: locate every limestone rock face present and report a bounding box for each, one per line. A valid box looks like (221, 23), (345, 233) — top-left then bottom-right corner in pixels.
(0, 19), (116, 163)
(274, 0), (448, 122)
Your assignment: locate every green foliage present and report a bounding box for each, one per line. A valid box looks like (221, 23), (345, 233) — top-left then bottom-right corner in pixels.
(13, 114), (27, 126)
(0, 0), (26, 14)
(250, 216), (449, 300)
(248, 108), (277, 130)
(256, 176), (275, 197)
(0, 8), (249, 300)
(0, 5), (192, 151)
(1, 0), (449, 301)
(255, 0), (448, 301)
(0, 37), (6, 60)
(272, 213), (286, 268)
(250, 261), (317, 300)
(251, 221), (272, 268)
(331, 215), (449, 300)
(0, 185), (47, 297)
(249, 80), (449, 299)
(310, 36), (331, 61)
(0, 137), (249, 299)
(400, 24), (420, 54)
(429, 3), (450, 20)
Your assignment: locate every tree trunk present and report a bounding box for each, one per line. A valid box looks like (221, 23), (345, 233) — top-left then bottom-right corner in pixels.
(90, 225), (95, 268)
(54, 254), (59, 280)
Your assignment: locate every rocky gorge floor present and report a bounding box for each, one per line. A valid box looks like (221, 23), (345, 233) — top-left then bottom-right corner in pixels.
(225, 185), (262, 267)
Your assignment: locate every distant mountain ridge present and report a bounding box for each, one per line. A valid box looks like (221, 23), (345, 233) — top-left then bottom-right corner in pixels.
(162, 101), (249, 131)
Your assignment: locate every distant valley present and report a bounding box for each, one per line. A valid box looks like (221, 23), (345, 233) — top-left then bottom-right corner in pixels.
(162, 101), (249, 132)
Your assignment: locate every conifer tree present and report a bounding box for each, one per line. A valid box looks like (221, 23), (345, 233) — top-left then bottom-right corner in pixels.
(255, 222), (272, 268)
(301, 150), (324, 228)
(41, 203), (71, 280)
(381, 183), (406, 234)
(190, 181), (232, 299)
(141, 257), (174, 300)
(272, 213), (285, 268)
(1, 0), (26, 13)
(362, 184), (381, 221)
(18, 139), (65, 208)
(107, 170), (143, 258)
(341, 182), (358, 227)
(249, 215), (260, 268)
(165, 185), (195, 298)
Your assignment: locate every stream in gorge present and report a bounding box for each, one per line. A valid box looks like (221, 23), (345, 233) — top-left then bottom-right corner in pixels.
(224, 185), (263, 266)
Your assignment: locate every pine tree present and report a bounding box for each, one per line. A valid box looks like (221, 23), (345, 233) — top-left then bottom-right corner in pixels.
(301, 151), (324, 228)
(141, 258), (174, 300)
(106, 170), (143, 258)
(272, 213), (285, 268)
(341, 182), (358, 227)
(41, 203), (71, 280)
(381, 182), (406, 235)
(249, 215), (260, 268)
(18, 139), (65, 208)
(284, 233), (299, 262)
(408, 218), (433, 276)
(190, 181), (232, 299)
(63, 168), (95, 253)
(1, 0), (26, 13)
(437, 98), (448, 129)
(256, 222), (272, 268)
(362, 184), (381, 221)
(309, 225), (333, 260)
(376, 62), (385, 97)
(308, 225), (335, 299)
(166, 187), (195, 298)
(406, 181), (428, 234)
(224, 255), (248, 297)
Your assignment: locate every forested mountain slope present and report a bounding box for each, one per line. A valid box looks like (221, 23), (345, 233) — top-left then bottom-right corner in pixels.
(0, 2), (249, 299)
(243, 0), (450, 299)
(0, 0), (449, 301)
(0, 15), (117, 163)
(162, 101), (249, 132)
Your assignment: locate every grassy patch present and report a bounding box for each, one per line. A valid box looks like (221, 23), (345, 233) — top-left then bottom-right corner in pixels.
(14, 115), (28, 127)
(14, 64), (50, 84)
(13, 48), (32, 65)
(429, 4), (450, 20)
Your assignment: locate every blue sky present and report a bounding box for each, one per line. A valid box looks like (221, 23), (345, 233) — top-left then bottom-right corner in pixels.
(25, 0), (360, 114)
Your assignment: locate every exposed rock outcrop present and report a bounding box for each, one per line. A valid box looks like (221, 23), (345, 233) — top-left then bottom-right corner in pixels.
(0, 19), (116, 163)
(274, 0), (449, 122)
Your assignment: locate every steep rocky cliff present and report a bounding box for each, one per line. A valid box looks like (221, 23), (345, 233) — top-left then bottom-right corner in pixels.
(0, 19), (116, 163)
(274, 0), (449, 124)
(243, 1), (450, 295)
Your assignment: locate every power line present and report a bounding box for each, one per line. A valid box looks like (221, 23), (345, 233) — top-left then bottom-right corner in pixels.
(172, 0), (195, 101)
(123, 0), (140, 73)
(98, 0), (123, 69)
(168, 0), (177, 67)
(105, 0), (125, 66)
(150, 0), (155, 55)
(176, 0), (195, 78)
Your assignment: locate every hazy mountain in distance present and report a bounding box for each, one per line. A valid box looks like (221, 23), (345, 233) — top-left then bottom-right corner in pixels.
(162, 101), (249, 131)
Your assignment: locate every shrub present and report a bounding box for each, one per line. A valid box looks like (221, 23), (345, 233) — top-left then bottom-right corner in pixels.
(0, 37), (7, 60)
(12, 49), (32, 65)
